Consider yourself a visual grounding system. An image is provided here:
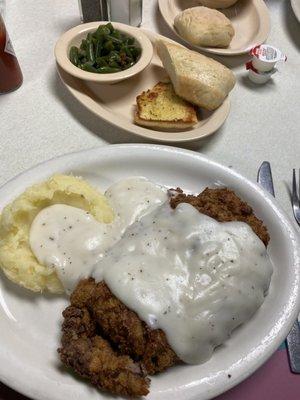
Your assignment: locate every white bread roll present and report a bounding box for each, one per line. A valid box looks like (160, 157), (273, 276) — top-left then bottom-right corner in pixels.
(174, 7), (234, 48)
(156, 40), (236, 110)
(198, 0), (239, 9)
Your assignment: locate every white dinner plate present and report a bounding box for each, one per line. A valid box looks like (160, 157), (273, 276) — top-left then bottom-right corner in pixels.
(0, 144), (299, 400)
(291, 0), (300, 22)
(57, 29), (231, 143)
(158, 0), (270, 56)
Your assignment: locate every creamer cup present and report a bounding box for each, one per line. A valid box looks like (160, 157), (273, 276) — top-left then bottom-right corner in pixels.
(249, 69), (276, 84)
(250, 45), (287, 72)
(246, 61), (276, 84)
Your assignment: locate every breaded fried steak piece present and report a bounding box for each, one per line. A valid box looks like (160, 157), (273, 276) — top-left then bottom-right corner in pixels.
(58, 187), (270, 396)
(70, 279), (180, 374)
(58, 305), (150, 397)
(170, 187), (270, 246)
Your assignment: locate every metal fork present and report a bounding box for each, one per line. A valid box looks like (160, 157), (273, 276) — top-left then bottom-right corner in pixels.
(292, 169), (300, 226)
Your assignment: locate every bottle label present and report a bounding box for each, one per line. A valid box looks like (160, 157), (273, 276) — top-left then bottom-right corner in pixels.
(4, 32), (16, 57)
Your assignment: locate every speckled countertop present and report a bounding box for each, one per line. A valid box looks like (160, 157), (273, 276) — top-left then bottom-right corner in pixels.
(0, 0), (299, 218)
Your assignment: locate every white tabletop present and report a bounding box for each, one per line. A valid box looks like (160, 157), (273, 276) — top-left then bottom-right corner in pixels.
(0, 0), (300, 220)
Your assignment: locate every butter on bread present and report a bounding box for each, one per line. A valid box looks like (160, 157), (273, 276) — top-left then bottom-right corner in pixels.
(135, 82), (198, 130)
(156, 40), (235, 111)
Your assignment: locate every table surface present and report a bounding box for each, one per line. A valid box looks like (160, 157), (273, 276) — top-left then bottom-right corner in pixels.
(0, 1), (299, 399)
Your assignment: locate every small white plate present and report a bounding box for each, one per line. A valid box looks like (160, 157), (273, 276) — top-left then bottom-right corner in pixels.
(158, 0), (270, 56)
(57, 30), (231, 143)
(291, 0), (300, 22)
(0, 144), (299, 400)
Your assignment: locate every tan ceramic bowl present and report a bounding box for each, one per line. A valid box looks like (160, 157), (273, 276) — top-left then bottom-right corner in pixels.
(199, 0), (239, 9)
(54, 22), (153, 84)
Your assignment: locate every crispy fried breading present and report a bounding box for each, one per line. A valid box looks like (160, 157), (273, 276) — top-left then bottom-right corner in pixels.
(170, 187), (270, 246)
(70, 279), (180, 374)
(59, 187), (270, 396)
(58, 305), (150, 397)
(60, 305), (96, 346)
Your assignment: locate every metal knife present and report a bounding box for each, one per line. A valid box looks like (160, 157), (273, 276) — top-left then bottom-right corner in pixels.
(258, 161), (300, 374)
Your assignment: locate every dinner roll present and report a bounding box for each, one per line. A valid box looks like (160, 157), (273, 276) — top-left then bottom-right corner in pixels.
(174, 7), (234, 48)
(157, 40), (236, 110)
(198, 0), (239, 9)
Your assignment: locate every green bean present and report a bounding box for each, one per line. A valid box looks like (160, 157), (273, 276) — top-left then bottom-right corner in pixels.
(87, 42), (95, 63)
(80, 39), (87, 50)
(108, 51), (121, 63)
(106, 22), (114, 33)
(96, 57), (108, 67)
(108, 61), (120, 68)
(106, 35), (123, 45)
(111, 30), (121, 39)
(104, 40), (114, 52)
(125, 60), (135, 69)
(97, 66), (121, 73)
(78, 49), (86, 58)
(69, 46), (79, 66)
(81, 62), (98, 73)
(92, 37), (98, 46)
(69, 23), (141, 74)
(95, 25), (110, 38)
(87, 32), (93, 43)
(95, 40), (103, 58)
(128, 37), (135, 45)
(130, 47), (141, 59)
(123, 46), (133, 59)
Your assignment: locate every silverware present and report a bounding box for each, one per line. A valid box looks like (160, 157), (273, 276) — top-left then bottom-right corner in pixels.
(292, 169), (300, 226)
(257, 161), (275, 197)
(258, 161), (300, 374)
(286, 320), (300, 373)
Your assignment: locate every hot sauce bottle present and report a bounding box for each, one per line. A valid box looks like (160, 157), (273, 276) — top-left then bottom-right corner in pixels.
(0, 13), (23, 94)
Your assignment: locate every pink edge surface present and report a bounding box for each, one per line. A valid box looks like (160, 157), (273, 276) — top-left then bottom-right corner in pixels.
(215, 349), (300, 400)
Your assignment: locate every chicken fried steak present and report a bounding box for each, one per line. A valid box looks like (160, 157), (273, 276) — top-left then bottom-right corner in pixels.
(69, 279), (180, 375)
(170, 188), (269, 246)
(58, 187), (269, 396)
(58, 304), (150, 396)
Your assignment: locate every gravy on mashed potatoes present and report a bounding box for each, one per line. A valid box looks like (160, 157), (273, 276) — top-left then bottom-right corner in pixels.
(0, 174), (273, 368)
(29, 177), (168, 294)
(0, 175), (113, 293)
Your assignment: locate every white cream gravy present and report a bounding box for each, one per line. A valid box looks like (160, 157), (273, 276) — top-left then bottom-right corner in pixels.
(30, 177), (167, 293)
(30, 177), (273, 364)
(96, 202), (273, 364)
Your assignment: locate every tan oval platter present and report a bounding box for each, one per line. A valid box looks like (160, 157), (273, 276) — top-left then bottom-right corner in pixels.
(158, 0), (270, 56)
(57, 28), (231, 143)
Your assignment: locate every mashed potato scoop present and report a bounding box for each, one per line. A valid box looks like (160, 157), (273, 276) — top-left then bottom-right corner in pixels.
(0, 175), (113, 293)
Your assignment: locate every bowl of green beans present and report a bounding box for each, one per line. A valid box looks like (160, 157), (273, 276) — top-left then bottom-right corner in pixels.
(55, 22), (153, 84)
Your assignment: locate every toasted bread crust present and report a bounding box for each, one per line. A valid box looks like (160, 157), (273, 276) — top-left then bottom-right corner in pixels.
(134, 113), (197, 130)
(135, 82), (198, 129)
